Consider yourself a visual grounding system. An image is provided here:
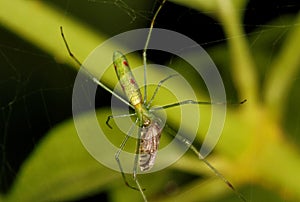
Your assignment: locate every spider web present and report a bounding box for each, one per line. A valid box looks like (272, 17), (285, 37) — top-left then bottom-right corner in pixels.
(0, 0), (300, 201)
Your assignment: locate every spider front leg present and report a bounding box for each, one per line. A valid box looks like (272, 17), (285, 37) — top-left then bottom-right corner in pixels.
(105, 113), (136, 129)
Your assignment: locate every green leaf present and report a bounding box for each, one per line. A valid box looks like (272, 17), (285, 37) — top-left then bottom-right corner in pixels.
(5, 108), (119, 202)
(264, 12), (300, 119)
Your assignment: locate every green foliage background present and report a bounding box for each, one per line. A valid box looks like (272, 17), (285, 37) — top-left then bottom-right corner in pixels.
(1, 0), (300, 201)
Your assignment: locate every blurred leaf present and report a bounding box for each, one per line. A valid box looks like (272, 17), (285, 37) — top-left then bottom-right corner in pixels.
(155, 178), (235, 202)
(264, 12), (300, 119)
(168, 0), (300, 201)
(5, 108), (119, 202)
(0, 0), (141, 93)
(169, 0), (248, 18)
(0, 0), (104, 66)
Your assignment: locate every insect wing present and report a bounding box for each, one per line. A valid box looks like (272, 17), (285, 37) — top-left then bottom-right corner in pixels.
(139, 118), (163, 171)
